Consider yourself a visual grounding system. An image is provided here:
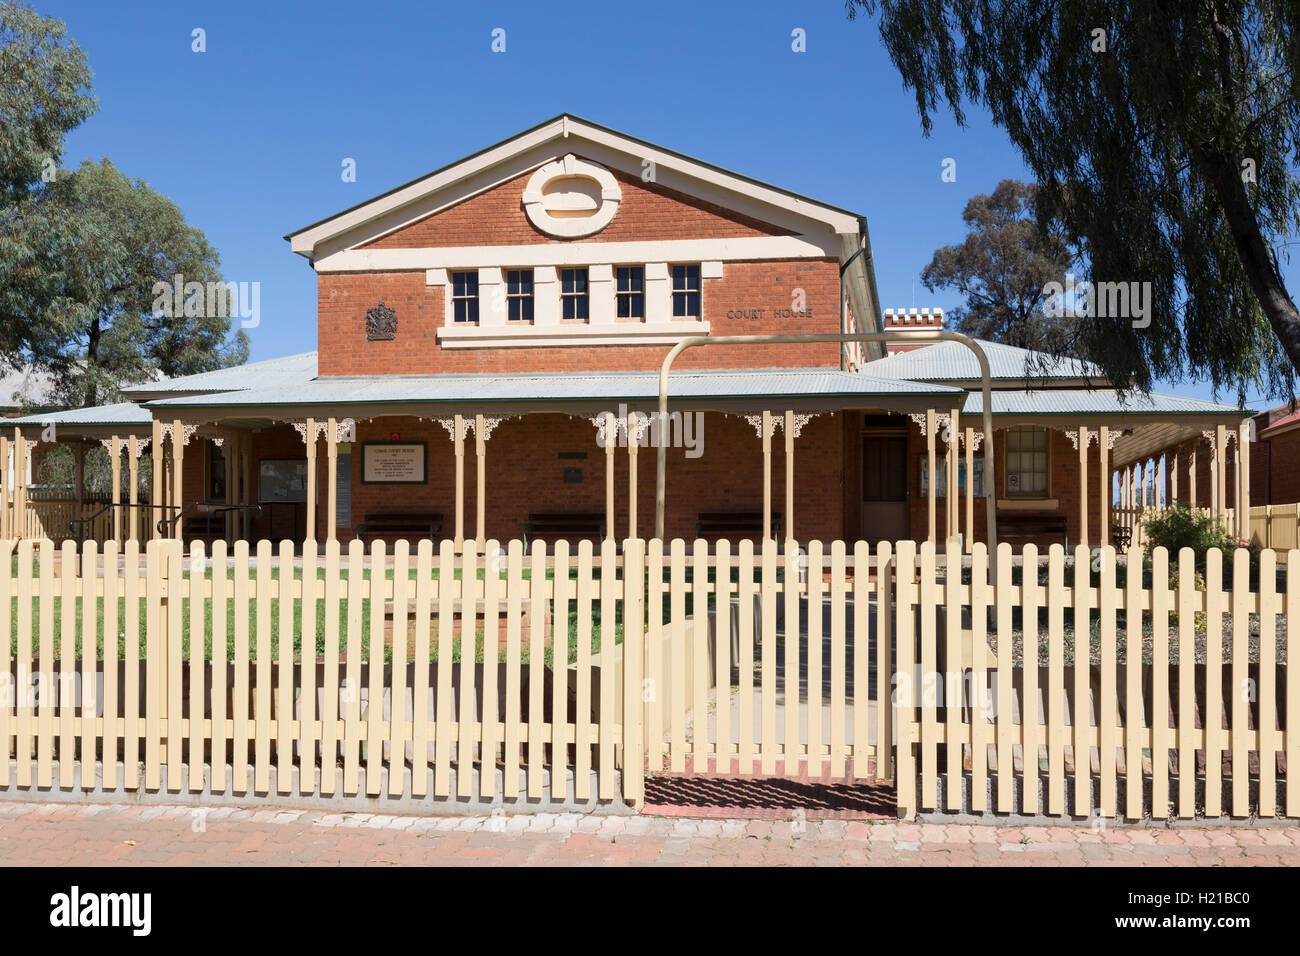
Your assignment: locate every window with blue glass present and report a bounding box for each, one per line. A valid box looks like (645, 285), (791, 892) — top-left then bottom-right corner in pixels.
(451, 271), (479, 323)
(561, 267), (589, 320)
(671, 264), (701, 319)
(506, 269), (534, 322)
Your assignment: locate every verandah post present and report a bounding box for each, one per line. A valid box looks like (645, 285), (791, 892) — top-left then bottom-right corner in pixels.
(925, 409), (936, 546)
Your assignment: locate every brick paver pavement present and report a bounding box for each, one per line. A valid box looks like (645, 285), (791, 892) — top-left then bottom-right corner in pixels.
(0, 802), (1296, 865)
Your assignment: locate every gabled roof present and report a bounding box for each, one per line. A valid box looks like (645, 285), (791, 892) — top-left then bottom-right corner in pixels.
(284, 114), (865, 260)
(861, 339), (1104, 385)
(143, 367), (964, 411)
(120, 352), (318, 400)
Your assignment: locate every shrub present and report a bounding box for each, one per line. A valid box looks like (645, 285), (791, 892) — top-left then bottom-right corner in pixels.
(1139, 503), (1260, 585)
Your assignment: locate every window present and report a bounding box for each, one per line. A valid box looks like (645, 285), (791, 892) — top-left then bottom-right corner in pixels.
(671, 264), (700, 319)
(207, 441), (226, 499)
(616, 266), (644, 319)
(561, 267), (589, 321)
(506, 269), (534, 322)
(451, 271), (479, 323)
(258, 459), (308, 503)
(1005, 426), (1049, 496)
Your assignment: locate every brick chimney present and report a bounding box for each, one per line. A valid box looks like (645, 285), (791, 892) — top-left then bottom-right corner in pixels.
(882, 307), (944, 355)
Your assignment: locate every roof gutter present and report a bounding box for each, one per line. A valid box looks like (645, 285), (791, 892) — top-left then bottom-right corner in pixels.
(839, 216), (885, 369)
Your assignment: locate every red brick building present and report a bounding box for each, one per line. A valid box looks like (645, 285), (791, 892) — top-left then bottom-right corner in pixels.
(1, 116), (1255, 551)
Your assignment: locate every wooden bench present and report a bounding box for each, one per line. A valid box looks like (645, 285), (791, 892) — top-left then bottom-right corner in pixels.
(695, 511), (782, 541)
(355, 511), (442, 543)
(998, 512), (1068, 548)
(523, 513), (605, 547)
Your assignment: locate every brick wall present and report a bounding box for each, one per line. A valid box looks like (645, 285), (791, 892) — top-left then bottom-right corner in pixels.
(361, 164), (792, 249)
(316, 259), (843, 376)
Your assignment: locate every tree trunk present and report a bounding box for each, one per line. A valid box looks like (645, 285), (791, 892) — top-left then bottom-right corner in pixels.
(1203, 148), (1300, 375)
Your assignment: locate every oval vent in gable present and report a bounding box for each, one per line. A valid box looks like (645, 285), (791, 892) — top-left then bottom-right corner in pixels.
(523, 154), (621, 237)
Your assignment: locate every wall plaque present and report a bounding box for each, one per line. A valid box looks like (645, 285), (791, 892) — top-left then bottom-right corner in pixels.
(366, 301), (398, 341)
(361, 442), (426, 484)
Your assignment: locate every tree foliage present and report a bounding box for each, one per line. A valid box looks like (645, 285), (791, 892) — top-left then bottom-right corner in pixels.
(0, 2), (246, 408)
(847, 0), (1300, 402)
(922, 179), (1076, 353)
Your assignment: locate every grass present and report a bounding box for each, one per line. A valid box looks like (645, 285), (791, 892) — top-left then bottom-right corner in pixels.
(3, 559), (710, 665)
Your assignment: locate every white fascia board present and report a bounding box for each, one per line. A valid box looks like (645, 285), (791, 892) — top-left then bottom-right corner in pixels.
(315, 235), (838, 274)
(289, 119), (567, 257)
(293, 118), (861, 259)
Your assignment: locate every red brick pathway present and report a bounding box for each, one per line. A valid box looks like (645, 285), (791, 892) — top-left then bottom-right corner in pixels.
(0, 802), (1295, 865)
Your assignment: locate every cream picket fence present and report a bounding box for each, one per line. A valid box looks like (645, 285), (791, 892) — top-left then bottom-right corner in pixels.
(0, 536), (1293, 821)
(0, 537), (642, 806)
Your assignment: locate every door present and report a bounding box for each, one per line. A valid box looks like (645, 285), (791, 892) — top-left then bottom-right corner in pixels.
(861, 434), (909, 543)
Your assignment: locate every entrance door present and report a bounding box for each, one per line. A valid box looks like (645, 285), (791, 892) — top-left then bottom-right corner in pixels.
(861, 434), (909, 543)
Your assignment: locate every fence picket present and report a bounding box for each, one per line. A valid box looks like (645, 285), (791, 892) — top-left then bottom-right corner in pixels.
(503, 539), (523, 799)
(1258, 549), (1277, 817)
(15, 541), (33, 788)
(760, 538), (778, 776)
(80, 541), (97, 790)
(715, 539), (732, 776)
(1177, 549), (1196, 818)
(479, 540), (502, 800)
(829, 540), (846, 780)
(1231, 549), (1250, 816)
(0, 540), (12, 788)
(598, 538), (616, 800)
(944, 538), (962, 811)
(864, 540), (885, 781)
(551, 541), (572, 801)
(801, 541), (821, 779)
(300, 541), (319, 796)
(411, 539), (433, 799)
(320, 540), (341, 795)
(232, 540), (250, 793)
(1204, 549), (1224, 817)
(343, 539), (365, 795)
(527, 539), (547, 799)
(1124, 546), (1143, 820)
(366, 540), (386, 797)
(647, 539), (666, 774)
(276, 539), (294, 795)
(994, 544), (1013, 813)
(668, 539), (686, 774)
(434, 539), (456, 797)
(144, 540), (161, 791)
(57, 541), (74, 788)
(893, 540), (917, 819)
(253, 540), (272, 793)
(188, 541), (206, 793)
(970, 543), (989, 814)
(574, 540), (593, 800)
(1021, 543), (1041, 816)
(1150, 546), (1171, 819)
(1071, 544), (1091, 817)
(1046, 544), (1065, 815)
(388, 540), (410, 798)
(692, 538), (709, 772)
(783, 541), (801, 777)
(210, 540), (228, 794)
(1287, 553), (1299, 816)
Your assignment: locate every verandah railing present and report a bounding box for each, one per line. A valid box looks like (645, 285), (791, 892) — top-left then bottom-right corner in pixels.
(0, 536), (1293, 820)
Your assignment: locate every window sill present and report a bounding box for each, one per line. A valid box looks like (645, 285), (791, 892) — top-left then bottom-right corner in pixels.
(437, 320), (710, 348)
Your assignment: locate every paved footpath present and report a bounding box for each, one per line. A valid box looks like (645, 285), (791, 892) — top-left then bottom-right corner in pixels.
(0, 802), (1297, 865)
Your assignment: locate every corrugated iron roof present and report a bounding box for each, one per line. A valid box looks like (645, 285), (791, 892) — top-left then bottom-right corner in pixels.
(961, 389), (1249, 416)
(2, 402), (153, 428)
(145, 367), (965, 409)
(121, 351), (318, 396)
(862, 339), (1104, 382)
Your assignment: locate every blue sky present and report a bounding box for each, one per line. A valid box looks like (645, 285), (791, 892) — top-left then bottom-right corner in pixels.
(41, 0), (1280, 409)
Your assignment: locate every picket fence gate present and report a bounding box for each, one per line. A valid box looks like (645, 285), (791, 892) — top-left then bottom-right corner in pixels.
(0, 536), (1294, 821)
